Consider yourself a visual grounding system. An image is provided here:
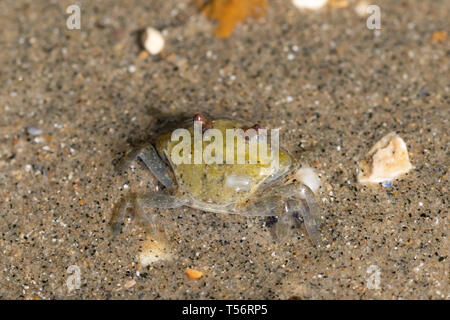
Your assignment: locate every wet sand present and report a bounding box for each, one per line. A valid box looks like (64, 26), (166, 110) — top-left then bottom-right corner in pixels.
(0, 0), (448, 299)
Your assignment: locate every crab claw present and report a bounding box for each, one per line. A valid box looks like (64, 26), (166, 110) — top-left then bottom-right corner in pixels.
(296, 202), (321, 247)
(277, 183), (322, 247)
(295, 185), (321, 247)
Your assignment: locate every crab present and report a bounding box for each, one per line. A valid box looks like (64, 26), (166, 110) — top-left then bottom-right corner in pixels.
(111, 114), (322, 246)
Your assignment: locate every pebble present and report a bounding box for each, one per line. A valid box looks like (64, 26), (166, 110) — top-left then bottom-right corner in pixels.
(354, 1), (370, 17)
(381, 181), (393, 188)
(27, 127), (42, 136)
(358, 132), (412, 184)
(141, 27), (165, 55)
(185, 268), (204, 280)
(292, 0), (328, 10)
(127, 65), (136, 73)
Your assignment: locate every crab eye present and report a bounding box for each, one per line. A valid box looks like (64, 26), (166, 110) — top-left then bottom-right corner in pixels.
(193, 113), (208, 123)
(241, 124), (262, 141)
(193, 113), (213, 132)
(243, 124), (261, 133)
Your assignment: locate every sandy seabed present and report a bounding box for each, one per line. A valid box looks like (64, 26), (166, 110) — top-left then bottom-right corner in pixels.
(0, 0), (448, 299)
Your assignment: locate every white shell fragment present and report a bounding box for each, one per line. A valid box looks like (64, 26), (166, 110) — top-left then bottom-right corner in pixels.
(292, 0), (328, 10)
(294, 167), (321, 194)
(358, 132), (412, 184)
(141, 27), (164, 55)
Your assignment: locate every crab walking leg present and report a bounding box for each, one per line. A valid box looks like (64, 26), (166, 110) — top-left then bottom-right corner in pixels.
(118, 144), (173, 187)
(111, 196), (135, 237)
(135, 193), (187, 235)
(239, 196), (285, 217)
(135, 192), (187, 209)
(136, 145), (174, 187)
(110, 192), (186, 236)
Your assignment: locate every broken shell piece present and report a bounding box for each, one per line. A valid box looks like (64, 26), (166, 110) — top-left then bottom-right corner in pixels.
(294, 167), (321, 194)
(141, 27), (164, 55)
(292, 0), (328, 10)
(138, 236), (172, 267)
(358, 132), (412, 184)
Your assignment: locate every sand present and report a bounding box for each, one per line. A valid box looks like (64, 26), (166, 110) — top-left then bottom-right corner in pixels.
(0, 0), (448, 299)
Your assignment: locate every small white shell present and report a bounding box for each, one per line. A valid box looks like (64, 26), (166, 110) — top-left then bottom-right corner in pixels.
(354, 1), (370, 17)
(292, 0), (328, 10)
(141, 27), (164, 55)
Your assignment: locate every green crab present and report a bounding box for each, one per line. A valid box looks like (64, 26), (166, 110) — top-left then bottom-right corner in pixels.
(112, 114), (322, 246)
